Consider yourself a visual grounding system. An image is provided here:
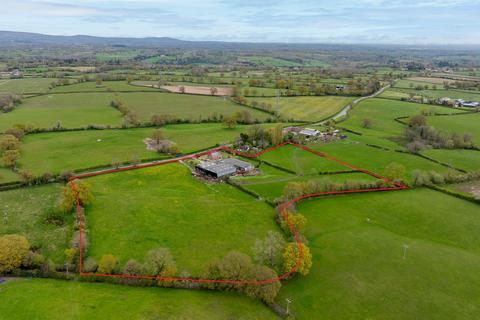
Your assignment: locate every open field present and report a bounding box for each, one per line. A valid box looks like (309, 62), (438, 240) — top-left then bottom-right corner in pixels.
(0, 184), (71, 263)
(0, 78), (57, 94)
(422, 149), (480, 172)
(0, 167), (19, 183)
(252, 96), (354, 121)
(0, 93), (121, 131)
(86, 164), (280, 275)
(234, 167), (378, 201)
(161, 85), (232, 96)
(120, 92), (271, 122)
(0, 278), (276, 320)
(277, 189), (480, 319)
(307, 139), (451, 182)
(427, 113), (480, 146)
(51, 81), (159, 93)
(383, 87), (480, 101)
(19, 123), (281, 175)
(340, 98), (463, 142)
(258, 143), (352, 174)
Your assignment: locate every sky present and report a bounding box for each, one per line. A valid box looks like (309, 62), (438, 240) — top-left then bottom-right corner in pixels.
(1, 0), (480, 44)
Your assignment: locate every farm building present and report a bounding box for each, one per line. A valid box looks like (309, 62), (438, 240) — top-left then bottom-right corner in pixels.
(456, 99), (480, 108)
(299, 128), (322, 138)
(196, 158), (254, 178)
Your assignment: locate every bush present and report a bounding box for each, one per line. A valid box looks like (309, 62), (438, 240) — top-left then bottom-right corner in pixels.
(0, 234), (30, 274)
(282, 243), (312, 276)
(97, 254), (118, 274)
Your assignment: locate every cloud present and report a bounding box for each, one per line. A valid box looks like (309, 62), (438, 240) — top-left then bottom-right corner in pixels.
(0, 0), (479, 44)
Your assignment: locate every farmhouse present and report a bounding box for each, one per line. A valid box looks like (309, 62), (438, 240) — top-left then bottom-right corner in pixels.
(196, 158), (254, 178)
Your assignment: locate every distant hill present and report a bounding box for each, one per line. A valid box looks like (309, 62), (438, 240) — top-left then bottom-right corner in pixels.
(1, 30), (479, 52)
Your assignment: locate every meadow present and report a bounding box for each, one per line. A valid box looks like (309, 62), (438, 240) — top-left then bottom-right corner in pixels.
(0, 78), (56, 94)
(50, 81), (159, 93)
(427, 113), (480, 145)
(252, 96), (354, 121)
(234, 166), (378, 202)
(0, 93), (121, 131)
(19, 123), (281, 175)
(85, 164), (280, 275)
(0, 184), (71, 263)
(0, 167), (19, 183)
(422, 149), (480, 172)
(119, 92), (271, 122)
(340, 98), (462, 143)
(306, 139), (451, 182)
(0, 278), (276, 320)
(258, 143), (354, 174)
(277, 189), (480, 319)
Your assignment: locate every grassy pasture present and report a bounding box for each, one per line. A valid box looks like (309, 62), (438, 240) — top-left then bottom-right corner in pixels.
(258, 144), (353, 174)
(0, 78), (56, 94)
(252, 96), (354, 121)
(307, 139), (451, 182)
(19, 123), (281, 175)
(386, 87), (480, 101)
(119, 92), (271, 122)
(234, 166), (378, 202)
(277, 189), (480, 319)
(86, 164), (280, 275)
(427, 113), (480, 145)
(0, 184), (71, 263)
(0, 167), (19, 183)
(340, 98), (462, 141)
(422, 149), (480, 172)
(0, 93), (121, 131)
(50, 81), (159, 93)
(0, 278), (276, 320)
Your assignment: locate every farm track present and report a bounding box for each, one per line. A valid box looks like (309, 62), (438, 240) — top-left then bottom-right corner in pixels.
(70, 141), (408, 285)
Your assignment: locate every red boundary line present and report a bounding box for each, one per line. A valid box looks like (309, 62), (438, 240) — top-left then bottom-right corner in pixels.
(70, 141), (408, 285)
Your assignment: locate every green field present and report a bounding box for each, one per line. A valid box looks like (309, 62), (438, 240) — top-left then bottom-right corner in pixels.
(234, 164), (378, 201)
(258, 144), (352, 174)
(0, 78), (56, 94)
(340, 98), (462, 143)
(0, 167), (19, 183)
(86, 164), (280, 275)
(277, 189), (480, 319)
(0, 93), (121, 131)
(51, 81), (159, 93)
(19, 123), (281, 175)
(0, 184), (71, 263)
(427, 113), (480, 145)
(384, 87), (480, 101)
(307, 139), (451, 182)
(422, 149), (480, 172)
(0, 278), (276, 320)
(252, 96), (354, 121)
(119, 92), (271, 122)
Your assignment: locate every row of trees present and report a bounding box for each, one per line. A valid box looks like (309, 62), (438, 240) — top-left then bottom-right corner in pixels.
(412, 169), (480, 186)
(279, 178), (391, 203)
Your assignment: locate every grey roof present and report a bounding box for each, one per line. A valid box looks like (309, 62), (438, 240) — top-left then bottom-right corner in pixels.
(197, 161), (237, 177)
(222, 158), (254, 170)
(196, 158), (253, 177)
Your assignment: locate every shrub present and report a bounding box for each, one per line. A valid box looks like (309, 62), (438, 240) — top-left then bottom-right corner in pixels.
(282, 243), (312, 276)
(83, 257), (98, 273)
(0, 234), (30, 274)
(97, 254), (118, 274)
